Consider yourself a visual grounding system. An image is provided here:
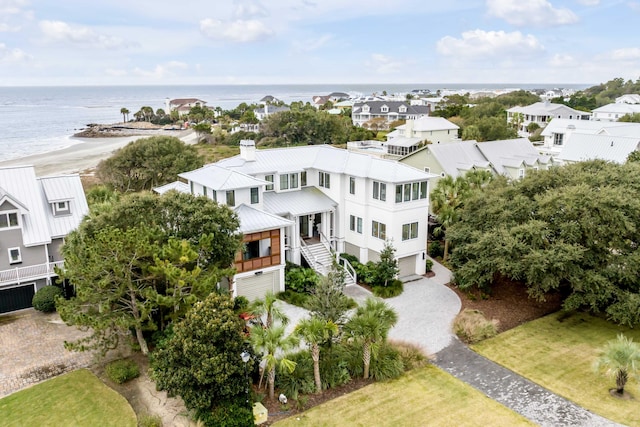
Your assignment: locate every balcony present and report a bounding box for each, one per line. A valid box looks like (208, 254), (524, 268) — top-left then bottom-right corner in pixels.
(0, 261), (64, 287)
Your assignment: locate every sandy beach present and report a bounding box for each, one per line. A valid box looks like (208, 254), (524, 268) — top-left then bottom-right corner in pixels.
(0, 129), (197, 176)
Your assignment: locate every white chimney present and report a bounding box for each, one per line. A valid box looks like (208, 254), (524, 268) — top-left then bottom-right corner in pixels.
(240, 139), (256, 161)
(404, 119), (414, 138)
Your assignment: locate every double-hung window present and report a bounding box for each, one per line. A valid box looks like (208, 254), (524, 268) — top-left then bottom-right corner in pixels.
(402, 222), (418, 241)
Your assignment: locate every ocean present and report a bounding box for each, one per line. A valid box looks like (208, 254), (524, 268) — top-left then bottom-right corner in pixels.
(0, 83), (589, 162)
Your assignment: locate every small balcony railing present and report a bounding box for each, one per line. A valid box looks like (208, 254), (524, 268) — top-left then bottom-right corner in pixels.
(0, 261), (64, 287)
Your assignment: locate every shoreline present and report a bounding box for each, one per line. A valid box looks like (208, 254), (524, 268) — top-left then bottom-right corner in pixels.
(0, 129), (196, 176)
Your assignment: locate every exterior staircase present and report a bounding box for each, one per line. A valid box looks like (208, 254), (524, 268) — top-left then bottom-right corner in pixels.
(300, 236), (357, 287)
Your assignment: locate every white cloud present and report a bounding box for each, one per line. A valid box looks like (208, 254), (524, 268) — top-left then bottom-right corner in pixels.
(576, 0), (599, 5)
(549, 53), (576, 67)
(0, 0), (29, 15)
(610, 47), (640, 60)
(487, 0), (579, 27)
(437, 30), (544, 58)
(0, 42), (30, 62)
(132, 61), (188, 79)
(234, 0), (268, 19)
(291, 34), (332, 53)
(0, 22), (19, 31)
(629, 1), (640, 12)
(200, 18), (273, 43)
(39, 20), (133, 49)
(366, 53), (406, 74)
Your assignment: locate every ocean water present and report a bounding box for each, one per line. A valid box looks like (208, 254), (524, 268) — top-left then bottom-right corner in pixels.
(0, 83), (589, 162)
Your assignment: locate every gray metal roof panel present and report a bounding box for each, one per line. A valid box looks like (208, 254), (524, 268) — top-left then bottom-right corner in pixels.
(235, 204), (293, 233)
(263, 187), (337, 217)
(38, 174), (89, 239)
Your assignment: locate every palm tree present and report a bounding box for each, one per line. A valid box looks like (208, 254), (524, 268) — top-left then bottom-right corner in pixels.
(250, 324), (298, 400)
(594, 334), (640, 395)
(344, 298), (398, 379)
(120, 107), (129, 123)
(249, 291), (289, 329)
(295, 317), (338, 393)
(431, 175), (469, 261)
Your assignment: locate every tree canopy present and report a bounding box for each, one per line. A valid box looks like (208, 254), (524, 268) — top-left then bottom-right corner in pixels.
(96, 135), (203, 192)
(57, 191), (242, 354)
(449, 160), (640, 327)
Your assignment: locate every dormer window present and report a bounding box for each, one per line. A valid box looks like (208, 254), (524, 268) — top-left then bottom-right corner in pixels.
(362, 105), (370, 113)
(380, 105), (389, 113)
(52, 200), (71, 216)
(0, 211), (19, 229)
(399, 105), (407, 113)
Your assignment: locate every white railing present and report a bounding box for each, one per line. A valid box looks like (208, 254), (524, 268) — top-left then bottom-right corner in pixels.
(299, 238), (327, 276)
(339, 257), (357, 286)
(0, 261), (64, 286)
(318, 231), (333, 253)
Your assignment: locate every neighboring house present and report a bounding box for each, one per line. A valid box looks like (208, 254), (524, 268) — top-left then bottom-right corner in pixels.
(312, 96), (332, 109)
(161, 140), (433, 300)
(254, 105), (291, 121)
(387, 116), (460, 146)
(352, 101), (431, 128)
(165, 98), (207, 116)
(0, 166), (88, 313)
(399, 138), (552, 205)
(615, 94), (640, 104)
(591, 102), (640, 122)
(507, 101), (591, 136)
(539, 119), (640, 157)
(260, 95), (281, 104)
(557, 134), (640, 164)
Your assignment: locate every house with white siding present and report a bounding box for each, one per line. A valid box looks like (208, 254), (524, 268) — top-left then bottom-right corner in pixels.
(0, 166), (88, 313)
(162, 141), (434, 300)
(507, 101), (591, 136)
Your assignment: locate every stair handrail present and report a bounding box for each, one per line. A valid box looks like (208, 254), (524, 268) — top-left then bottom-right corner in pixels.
(338, 256), (357, 286)
(300, 237), (326, 275)
(318, 231), (333, 253)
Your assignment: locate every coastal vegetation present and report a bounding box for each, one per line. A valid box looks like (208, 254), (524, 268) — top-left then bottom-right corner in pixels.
(57, 191), (241, 356)
(95, 135), (203, 192)
(553, 77), (640, 110)
(449, 160), (640, 327)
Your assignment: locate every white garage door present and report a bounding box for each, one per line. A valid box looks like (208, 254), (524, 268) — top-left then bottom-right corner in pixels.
(398, 255), (416, 278)
(237, 271), (277, 301)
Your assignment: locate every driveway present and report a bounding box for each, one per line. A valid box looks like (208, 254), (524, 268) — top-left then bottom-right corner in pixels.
(279, 258), (461, 356)
(0, 309), (96, 398)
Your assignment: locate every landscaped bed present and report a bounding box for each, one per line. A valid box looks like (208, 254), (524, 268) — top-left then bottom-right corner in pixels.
(473, 312), (640, 426)
(273, 365), (534, 426)
(0, 368), (137, 427)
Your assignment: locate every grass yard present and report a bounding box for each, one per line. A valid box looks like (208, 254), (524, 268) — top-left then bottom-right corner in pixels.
(473, 312), (640, 426)
(0, 369), (136, 427)
(274, 365), (534, 427)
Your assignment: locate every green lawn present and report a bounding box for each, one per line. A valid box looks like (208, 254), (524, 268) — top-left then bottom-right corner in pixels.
(274, 365), (533, 427)
(0, 369), (136, 427)
(473, 312), (640, 426)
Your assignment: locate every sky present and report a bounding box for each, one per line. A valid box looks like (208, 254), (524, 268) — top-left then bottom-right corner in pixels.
(0, 0), (639, 86)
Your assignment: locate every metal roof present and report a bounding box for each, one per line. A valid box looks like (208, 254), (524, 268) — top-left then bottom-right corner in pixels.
(153, 181), (190, 194)
(264, 187), (337, 216)
(235, 204), (293, 233)
(214, 144), (432, 184)
(179, 164), (267, 190)
(477, 138), (548, 175)
(540, 119), (640, 137)
(397, 116), (459, 132)
(38, 174), (89, 239)
(507, 102), (590, 117)
(558, 133), (640, 164)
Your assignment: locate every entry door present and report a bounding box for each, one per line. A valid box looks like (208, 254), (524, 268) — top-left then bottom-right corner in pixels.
(299, 215), (309, 237)
(313, 213), (322, 237)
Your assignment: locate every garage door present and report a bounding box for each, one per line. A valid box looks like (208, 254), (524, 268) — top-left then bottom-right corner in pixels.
(0, 284), (35, 314)
(398, 256), (416, 278)
(237, 272), (276, 301)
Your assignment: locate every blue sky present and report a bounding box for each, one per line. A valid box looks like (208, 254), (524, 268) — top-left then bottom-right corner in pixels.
(0, 0), (638, 86)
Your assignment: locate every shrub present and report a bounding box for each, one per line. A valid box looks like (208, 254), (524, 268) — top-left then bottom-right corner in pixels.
(453, 309), (499, 343)
(32, 285), (63, 312)
(319, 346), (351, 389)
(425, 259), (434, 273)
(233, 296), (249, 313)
(369, 343), (405, 381)
(339, 253), (360, 266)
(138, 413), (163, 427)
(390, 340), (431, 371)
(428, 241), (443, 258)
(372, 279), (403, 298)
(196, 401), (254, 427)
(105, 358), (140, 384)
(277, 290), (309, 308)
(275, 350), (316, 399)
(285, 267), (318, 294)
